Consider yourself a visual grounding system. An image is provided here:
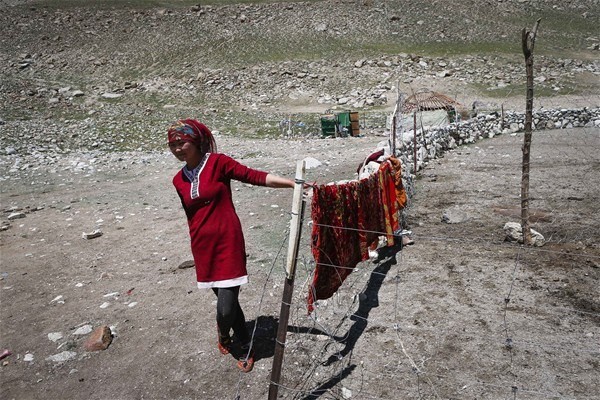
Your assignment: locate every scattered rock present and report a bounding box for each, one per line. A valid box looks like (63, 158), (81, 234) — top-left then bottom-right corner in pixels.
(303, 157), (322, 169)
(46, 351), (77, 363)
(442, 207), (470, 224)
(503, 222), (545, 247)
(101, 93), (122, 99)
(7, 212), (26, 220)
(73, 325), (93, 336)
(48, 332), (64, 342)
(178, 260), (195, 270)
(82, 230), (103, 239)
(341, 386), (353, 399)
(84, 326), (113, 352)
(315, 23), (327, 32)
(0, 349), (12, 360)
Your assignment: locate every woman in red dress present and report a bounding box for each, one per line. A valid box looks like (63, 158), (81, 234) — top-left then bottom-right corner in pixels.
(168, 119), (294, 372)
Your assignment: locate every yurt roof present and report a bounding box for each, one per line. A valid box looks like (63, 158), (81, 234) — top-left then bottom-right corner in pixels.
(402, 91), (463, 113)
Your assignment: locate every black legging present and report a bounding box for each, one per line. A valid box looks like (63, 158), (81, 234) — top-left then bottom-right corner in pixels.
(212, 286), (250, 345)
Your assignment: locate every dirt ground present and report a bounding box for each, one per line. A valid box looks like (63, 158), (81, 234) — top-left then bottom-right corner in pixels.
(1, 125), (598, 400)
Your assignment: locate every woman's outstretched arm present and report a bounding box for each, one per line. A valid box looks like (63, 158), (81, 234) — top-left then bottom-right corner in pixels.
(265, 174), (295, 188)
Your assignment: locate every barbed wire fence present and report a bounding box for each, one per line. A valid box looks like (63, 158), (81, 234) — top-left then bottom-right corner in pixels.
(236, 222), (598, 399)
(219, 10), (600, 398)
(229, 85), (599, 398)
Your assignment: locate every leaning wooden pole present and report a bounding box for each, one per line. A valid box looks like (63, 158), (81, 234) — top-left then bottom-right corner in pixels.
(397, 91), (404, 152)
(268, 160), (306, 400)
(413, 111), (417, 173)
(391, 114), (397, 156)
(521, 18), (541, 246)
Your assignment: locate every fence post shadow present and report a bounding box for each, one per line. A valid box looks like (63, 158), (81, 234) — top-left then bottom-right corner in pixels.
(322, 242), (400, 366)
(297, 242), (402, 399)
(299, 364), (357, 400)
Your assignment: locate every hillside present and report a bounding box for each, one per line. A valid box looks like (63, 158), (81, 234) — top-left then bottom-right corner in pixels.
(1, 0), (598, 152)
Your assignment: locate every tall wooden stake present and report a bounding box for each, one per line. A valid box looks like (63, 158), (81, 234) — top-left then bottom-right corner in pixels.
(521, 18), (541, 246)
(397, 90), (404, 152)
(391, 115), (397, 156)
(269, 160), (306, 400)
(413, 112), (417, 173)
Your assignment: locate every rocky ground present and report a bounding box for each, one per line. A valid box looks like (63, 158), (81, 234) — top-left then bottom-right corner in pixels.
(1, 1), (599, 400)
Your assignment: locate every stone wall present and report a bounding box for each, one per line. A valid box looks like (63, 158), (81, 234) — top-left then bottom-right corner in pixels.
(397, 107), (600, 175)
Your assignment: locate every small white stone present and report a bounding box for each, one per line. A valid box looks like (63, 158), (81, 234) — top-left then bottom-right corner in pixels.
(101, 92), (122, 99)
(8, 212), (26, 220)
(46, 351), (77, 363)
(73, 325), (93, 335)
(341, 387), (352, 399)
(23, 353), (34, 362)
(47, 332), (64, 342)
(303, 157), (322, 169)
(82, 229), (103, 239)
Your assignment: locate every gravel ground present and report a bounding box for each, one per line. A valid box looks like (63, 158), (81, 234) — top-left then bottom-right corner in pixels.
(1, 1), (599, 400)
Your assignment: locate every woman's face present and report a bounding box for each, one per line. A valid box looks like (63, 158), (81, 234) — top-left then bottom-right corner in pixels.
(169, 140), (201, 164)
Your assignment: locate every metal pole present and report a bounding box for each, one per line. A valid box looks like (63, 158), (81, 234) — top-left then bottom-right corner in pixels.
(269, 160), (306, 400)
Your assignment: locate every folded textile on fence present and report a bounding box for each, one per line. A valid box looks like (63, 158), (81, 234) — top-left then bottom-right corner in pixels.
(308, 158), (403, 314)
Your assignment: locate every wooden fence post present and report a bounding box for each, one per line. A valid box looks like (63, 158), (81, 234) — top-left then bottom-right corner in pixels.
(268, 160), (306, 400)
(392, 115), (397, 156)
(521, 18), (541, 246)
(413, 112), (417, 174)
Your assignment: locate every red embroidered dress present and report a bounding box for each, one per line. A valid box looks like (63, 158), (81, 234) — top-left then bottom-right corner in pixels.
(172, 153), (268, 289)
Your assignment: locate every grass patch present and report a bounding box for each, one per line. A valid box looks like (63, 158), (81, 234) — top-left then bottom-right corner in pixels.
(510, 9), (598, 36)
(470, 81), (584, 99)
(360, 41), (520, 58)
(178, 35), (522, 67)
(508, 10), (599, 54)
(149, 35), (522, 70)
